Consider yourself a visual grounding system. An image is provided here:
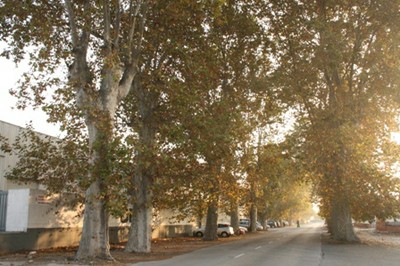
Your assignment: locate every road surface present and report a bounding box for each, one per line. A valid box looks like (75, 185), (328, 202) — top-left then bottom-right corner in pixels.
(132, 222), (400, 266)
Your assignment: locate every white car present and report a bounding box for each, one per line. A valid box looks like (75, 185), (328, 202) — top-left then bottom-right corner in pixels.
(193, 223), (235, 237)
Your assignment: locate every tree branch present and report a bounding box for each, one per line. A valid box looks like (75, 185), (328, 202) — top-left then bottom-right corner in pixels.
(113, 0), (121, 50)
(64, 0), (79, 49)
(103, 0), (111, 51)
(127, 0), (144, 62)
(118, 0), (149, 100)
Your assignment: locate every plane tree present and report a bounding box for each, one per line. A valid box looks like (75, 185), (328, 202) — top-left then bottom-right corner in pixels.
(238, 83), (286, 232)
(266, 0), (400, 241)
(0, 0), (214, 255)
(175, 0), (271, 240)
(0, 0), (149, 260)
(116, 0), (213, 253)
(138, 0), (273, 241)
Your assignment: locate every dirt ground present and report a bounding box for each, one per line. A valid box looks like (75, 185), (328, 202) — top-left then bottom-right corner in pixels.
(0, 228), (399, 266)
(356, 228), (400, 248)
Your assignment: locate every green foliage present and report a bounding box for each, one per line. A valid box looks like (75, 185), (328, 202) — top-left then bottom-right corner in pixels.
(132, 0), (277, 224)
(2, 125), (87, 207)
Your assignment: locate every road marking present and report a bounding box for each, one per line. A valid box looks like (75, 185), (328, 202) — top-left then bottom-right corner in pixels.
(234, 253), (245, 259)
(255, 246), (262, 249)
(268, 241), (273, 244)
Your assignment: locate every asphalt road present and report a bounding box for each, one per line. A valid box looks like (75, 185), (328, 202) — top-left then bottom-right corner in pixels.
(132, 223), (400, 266)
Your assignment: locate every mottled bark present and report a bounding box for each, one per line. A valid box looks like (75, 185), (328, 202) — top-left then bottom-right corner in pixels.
(125, 167), (153, 252)
(230, 202), (239, 233)
(249, 179), (258, 233)
(76, 180), (111, 260)
(75, 94), (121, 260)
(125, 78), (157, 253)
(204, 201), (219, 241)
(249, 203), (258, 232)
(326, 145), (358, 242)
(330, 190), (358, 242)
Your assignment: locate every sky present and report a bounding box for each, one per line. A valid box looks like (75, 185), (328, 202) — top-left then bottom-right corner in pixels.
(0, 56), (61, 137)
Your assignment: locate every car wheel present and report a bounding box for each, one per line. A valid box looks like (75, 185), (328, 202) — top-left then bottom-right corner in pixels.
(220, 232), (229, 237)
(195, 231), (203, 237)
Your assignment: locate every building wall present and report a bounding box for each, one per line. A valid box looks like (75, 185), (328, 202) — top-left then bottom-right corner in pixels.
(0, 227), (129, 255)
(0, 121), (42, 191)
(152, 209), (195, 238)
(0, 120), (21, 191)
(27, 189), (83, 229)
(0, 186), (130, 254)
(5, 188), (126, 230)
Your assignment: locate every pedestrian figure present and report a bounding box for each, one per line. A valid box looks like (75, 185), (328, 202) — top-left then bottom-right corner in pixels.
(297, 220), (300, 227)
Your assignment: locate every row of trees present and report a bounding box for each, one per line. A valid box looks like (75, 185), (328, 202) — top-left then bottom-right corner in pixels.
(1, 0), (400, 261)
(266, 0), (400, 241)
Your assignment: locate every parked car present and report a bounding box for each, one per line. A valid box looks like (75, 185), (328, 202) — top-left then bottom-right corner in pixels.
(255, 221), (264, 230)
(239, 219), (250, 229)
(267, 220), (278, 228)
(239, 219), (263, 230)
(193, 223), (235, 237)
(236, 226), (248, 235)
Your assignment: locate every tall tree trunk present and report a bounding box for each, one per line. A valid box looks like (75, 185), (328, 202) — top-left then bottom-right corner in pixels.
(125, 167), (153, 252)
(327, 150), (358, 242)
(249, 203), (258, 232)
(325, 212), (333, 234)
(196, 211), (204, 228)
(126, 78), (157, 253)
(76, 180), (111, 260)
(76, 119), (114, 260)
(204, 201), (219, 241)
(258, 210), (268, 230)
(72, 62), (137, 260)
(230, 201), (239, 233)
(249, 180), (258, 232)
(330, 189), (358, 241)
